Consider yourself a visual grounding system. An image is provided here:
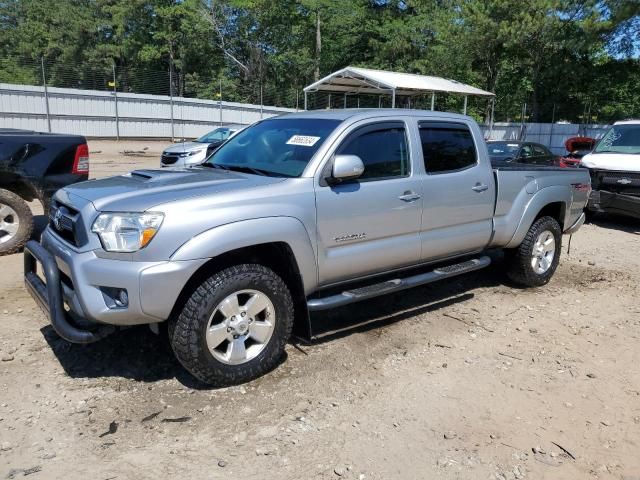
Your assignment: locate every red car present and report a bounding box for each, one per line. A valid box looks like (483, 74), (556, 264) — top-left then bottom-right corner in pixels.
(559, 137), (596, 168)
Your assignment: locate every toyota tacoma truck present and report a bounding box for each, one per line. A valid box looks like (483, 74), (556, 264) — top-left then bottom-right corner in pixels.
(581, 120), (640, 219)
(24, 110), (590, 386)
(1, 129), (89, 255)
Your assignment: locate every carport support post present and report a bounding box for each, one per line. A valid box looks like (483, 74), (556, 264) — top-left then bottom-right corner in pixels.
(304, 91), (308, 111)
(463, 95), (468, 115)
(548, 103), (556, 148)
(431, 92), (435, 111)
(489, 97), (495, 139)
(40, 57), (52, 133)
(391, 89), (396, 108)
(219, 79), (223, 126)
(112, 63), (120, 141)
(169, 66), (175, 142)
(260, 84), (263, 119)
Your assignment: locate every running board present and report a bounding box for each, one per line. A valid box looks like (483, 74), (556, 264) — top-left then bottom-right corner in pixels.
(307, 256), (491, 312)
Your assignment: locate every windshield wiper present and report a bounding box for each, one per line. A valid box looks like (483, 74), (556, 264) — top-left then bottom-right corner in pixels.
(204, 163), (289, 177)
(197, 163), (227, 170)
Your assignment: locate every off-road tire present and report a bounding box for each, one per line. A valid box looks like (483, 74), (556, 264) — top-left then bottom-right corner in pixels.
(169, 264), (294, 386)
(0, 189), (34, 256)
(505, 216), (562, 287)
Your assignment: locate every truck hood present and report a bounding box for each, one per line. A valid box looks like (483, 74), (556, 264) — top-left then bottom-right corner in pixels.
(164, 142), (214, 153)
(581, 152), (640, 172)
(58, 168), (286, 212)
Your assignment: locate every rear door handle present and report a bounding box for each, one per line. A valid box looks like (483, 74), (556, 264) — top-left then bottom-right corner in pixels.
(472, 184), (489, 192)
(398, 191), (421, 202)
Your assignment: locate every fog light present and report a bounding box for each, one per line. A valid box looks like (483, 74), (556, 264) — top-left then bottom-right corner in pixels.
(115, 289), (129, 307)
(101, 287), (129, 309)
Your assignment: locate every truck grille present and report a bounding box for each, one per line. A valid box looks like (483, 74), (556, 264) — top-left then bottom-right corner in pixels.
(49, 201), (85, 247)
(591, 170), (640, 196)
(161, 153), (179, 165)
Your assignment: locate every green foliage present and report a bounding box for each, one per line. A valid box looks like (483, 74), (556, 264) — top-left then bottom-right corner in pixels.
(0, 0), (637, 121)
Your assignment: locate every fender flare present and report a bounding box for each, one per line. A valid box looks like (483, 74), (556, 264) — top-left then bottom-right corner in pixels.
(170, 216), (318, 294)
(505, 186), (569, 249)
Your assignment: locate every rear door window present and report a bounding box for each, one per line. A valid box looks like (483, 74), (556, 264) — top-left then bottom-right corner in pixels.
(419, 122), (477, 174)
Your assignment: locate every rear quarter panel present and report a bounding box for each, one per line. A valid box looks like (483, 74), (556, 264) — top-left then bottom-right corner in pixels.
(490, 167), (590, 248)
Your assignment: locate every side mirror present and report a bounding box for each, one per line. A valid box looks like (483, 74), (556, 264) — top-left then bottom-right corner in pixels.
(329, 155), (365, 184)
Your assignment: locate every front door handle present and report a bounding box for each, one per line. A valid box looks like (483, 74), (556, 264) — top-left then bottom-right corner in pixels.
(398, 191), (421, 202)
(472, 184), (489, 192)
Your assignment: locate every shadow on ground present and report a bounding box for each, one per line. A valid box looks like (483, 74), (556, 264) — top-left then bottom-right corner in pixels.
(40, 324), (192, 384)
(40, 255), (510, 388)
(309, 258), (507, 341)
(588, 213), (640, 235)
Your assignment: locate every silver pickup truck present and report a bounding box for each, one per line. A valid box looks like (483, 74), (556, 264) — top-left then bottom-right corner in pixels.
(24, 109), (590, 385)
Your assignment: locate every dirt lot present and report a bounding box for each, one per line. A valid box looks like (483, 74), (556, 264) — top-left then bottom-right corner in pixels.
(1, 140), (639, 480)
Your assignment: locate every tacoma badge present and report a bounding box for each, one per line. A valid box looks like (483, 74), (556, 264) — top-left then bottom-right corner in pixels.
(334, 233), (366, 243)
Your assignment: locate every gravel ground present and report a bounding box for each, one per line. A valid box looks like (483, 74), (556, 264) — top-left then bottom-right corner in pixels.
(0, 140), (639, 480)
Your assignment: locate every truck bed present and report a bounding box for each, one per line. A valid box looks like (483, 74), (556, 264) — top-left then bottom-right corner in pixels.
(489, 166), (590, 248)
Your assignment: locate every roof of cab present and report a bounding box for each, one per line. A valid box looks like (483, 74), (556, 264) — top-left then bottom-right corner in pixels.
(273, 108), (472, 123)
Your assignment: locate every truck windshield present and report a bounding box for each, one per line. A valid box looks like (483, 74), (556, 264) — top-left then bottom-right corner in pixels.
(204, 118), (341, 177)
(594, 124), (640, 155)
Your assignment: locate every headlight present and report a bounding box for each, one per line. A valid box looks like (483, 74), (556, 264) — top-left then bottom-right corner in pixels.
(92, 212), (164, 252)
(179, 150), (205, 157)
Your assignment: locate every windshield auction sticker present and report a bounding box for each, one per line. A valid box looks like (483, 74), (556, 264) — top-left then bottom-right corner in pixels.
(286, 135), (321, 147)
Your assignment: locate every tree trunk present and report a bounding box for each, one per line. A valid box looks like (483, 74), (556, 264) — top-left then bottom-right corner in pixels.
(168, 41), (176, 97)
(314, 10), (321, 81)
(483, 61), (499, 122)
(530, 85), (541, 122)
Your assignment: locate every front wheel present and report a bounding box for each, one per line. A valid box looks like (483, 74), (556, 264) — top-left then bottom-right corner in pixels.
(169, 264), (294, 386)
(505, 216), (562, 287)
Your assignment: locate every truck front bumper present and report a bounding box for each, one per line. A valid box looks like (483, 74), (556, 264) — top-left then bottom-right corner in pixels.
(24, 228), (205, 343)
(588, 190), (640, 220)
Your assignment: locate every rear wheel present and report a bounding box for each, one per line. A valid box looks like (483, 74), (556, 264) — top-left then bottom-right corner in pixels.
(505, 216), (562, 287)
(0, 189), (33, 256)
(169, 264), (294, 386)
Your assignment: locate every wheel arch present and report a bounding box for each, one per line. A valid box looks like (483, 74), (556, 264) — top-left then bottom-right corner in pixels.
(169, 241), (312, 341)
(505, 187), (569, 249)
(0, 178), (40, 203)
(169, 217), (317, 340)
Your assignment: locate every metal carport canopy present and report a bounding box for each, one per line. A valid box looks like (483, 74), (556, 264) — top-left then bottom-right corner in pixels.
(303, 66), (494, 110)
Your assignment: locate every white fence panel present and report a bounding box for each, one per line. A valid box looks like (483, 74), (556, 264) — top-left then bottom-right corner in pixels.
(0, 83), (295, 138)
(481, 122), (609, 154)
(1, 82), (612, 150)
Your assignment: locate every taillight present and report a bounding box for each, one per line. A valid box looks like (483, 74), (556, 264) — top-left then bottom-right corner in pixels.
(72, 143), (90, 174)
(572, 182), (591, 193)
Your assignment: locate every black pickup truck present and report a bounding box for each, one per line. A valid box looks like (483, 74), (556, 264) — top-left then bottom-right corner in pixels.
(0, 129), (89, 255)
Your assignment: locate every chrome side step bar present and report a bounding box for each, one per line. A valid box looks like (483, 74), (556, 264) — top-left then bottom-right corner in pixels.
(307, 256), (491, 312)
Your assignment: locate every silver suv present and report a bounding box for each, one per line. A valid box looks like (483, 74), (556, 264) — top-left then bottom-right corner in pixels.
(24, 109), (590, 386)
(160, 127), (239, 168)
